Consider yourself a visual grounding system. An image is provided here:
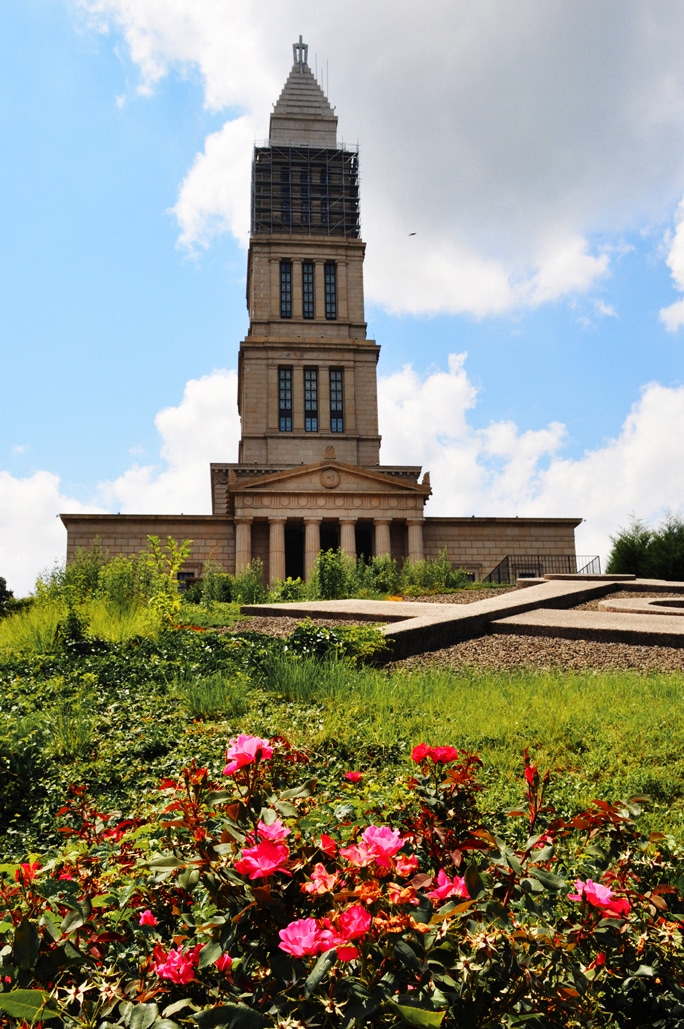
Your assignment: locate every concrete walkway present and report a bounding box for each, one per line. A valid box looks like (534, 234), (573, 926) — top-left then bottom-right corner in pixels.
(240, 575), (684, 659)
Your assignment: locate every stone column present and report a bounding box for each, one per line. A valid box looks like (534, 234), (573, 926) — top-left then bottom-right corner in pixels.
(339, 518), (357, 559)
(407, 519), (425, 563)
(234, 517), (253, 573)
(268, 518), (287, 585)
(304, 518), (322, 581)
(374, 519), (392, 557)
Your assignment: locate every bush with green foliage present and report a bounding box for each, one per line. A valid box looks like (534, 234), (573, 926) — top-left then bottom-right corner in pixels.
(607, 514), (684, 580)
(0, 738), (682, 1028)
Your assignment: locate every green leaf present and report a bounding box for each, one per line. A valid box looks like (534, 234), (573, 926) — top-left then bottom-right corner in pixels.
(389, 1001), (447, 1027)
(204, 791), (234, 806)
(147, 855), (184, 869)
(280, 780), (316, 800)
(154, 1021), (181, 1029)
(163, 998), (197, 1019)
(304, 949), (336, 996)
(198, 941), (223, 969)
(193, 1003), (271, 1028)
(464, 861), (484, 899)
(393, 938), (422, 973)
(60, 909), (85, 934)
(13, 917), (40, 970)
(528, 867), (566, 891)
(129, 1002), (159, 1029)
(274, 800), (298, 818)
(0, 989), (57, 1021)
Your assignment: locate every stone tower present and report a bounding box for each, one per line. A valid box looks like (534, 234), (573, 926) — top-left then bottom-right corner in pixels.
(239, 36), (380, 468)
(210, 38), (431, 582)
(60, 40), (582, 584)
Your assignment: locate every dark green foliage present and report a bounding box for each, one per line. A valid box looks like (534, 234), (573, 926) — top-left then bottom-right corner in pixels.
(312, 548), (349, 598)
(0, 578), (13, 615)
(607, 513), (684, 580)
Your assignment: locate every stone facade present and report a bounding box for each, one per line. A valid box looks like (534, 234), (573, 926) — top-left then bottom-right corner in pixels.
(61, 40), (582, 584)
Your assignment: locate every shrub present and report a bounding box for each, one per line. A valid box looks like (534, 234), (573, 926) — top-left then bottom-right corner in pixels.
(399, 549), (469, 594)
(269, 576), (308, 602)
(607, 513), (684, 580)
(311, 548), (352, 599)
(1, 739), (682, 1028)
(232, 559), (267, 604)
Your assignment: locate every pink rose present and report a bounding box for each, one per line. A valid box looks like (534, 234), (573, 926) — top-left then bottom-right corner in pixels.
(568, 879), (630, 918)
(301, 862), (338, 895)
(215, 952), (233, 973)
(279, 918), (324, 957)
(361, 825), (405, 867)
(339, 841), (376, 868)
(411, 742), (431, 762)
(223, 734), (273, 776)
(337, 904), (372, 940)
(394, 853), (419, 877)
(152, 944), (202, 984)
(234, 840), (291, 879)
(427, 869), (470, 902)
(138, 909), (157, 927)
(429, 746), (459, 764)
(345, 771), (363, 782)
(257, 817), (291, 841)
(319, 834), (337, 856)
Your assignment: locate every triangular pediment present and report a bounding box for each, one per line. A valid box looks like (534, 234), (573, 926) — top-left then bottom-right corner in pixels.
(231, 461), (429, 496)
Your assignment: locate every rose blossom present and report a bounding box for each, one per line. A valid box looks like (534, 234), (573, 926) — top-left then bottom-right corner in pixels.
(223, 734), (273, 776)
(568, 879), (630, 918)
(394, 853), (419, 877)
(256, 817), (291, 841)
(279, 918), (324, 957)
(152, 944), (202, 984)
(234, 840), (291, 879)
(411, 743), (459, 764)
(337, 904), (372, 940)
(345, 771), (363, 782)
(361, 825), (405, 867)
(138, 909), (157, 927)
(427, 868), (470, 902)
(215, 953), (233, 973)
(301, 862), (338, 895)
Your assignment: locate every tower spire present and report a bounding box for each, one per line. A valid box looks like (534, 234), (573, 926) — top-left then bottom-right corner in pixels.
(293, 35), (308, 70)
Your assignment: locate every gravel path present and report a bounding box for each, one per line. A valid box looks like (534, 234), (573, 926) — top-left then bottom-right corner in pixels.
(226, 588), (684, 672)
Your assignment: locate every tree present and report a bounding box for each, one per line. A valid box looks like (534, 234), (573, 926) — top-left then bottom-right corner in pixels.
(606, 513), (684, 580)
(0, 577), (13, 616)
(605, 518), (653, 576)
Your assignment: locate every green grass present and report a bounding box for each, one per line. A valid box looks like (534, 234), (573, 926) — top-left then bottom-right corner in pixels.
(0, 613), (683, 858)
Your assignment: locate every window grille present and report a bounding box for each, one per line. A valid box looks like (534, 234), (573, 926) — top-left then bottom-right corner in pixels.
(280, 261), (292, 319)
(330, 369), (344, 432)
(304, 368), (319, 432)
(279, 367), (293, 431)
(302, 262), (314, 319)
(324, 263), (337, 320)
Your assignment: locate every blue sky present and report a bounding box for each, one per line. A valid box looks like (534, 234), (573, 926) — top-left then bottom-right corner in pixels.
(2, 0), (684, 594)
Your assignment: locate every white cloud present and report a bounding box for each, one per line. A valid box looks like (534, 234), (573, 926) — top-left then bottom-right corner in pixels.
(378, 358), (684, 566)
(78, 0), (684, 317)
(4, 361), (683, 591)
(173, 117), (255, 249)
(96, 369), (240, 513)
(660, 196), (684, 329)
(0, 472), (102, 597)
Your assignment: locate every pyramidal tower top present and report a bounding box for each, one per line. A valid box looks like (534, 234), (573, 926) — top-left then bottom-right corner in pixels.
(269, 36), (338, 147)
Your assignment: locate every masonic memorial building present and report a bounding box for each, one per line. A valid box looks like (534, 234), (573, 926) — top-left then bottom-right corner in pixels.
(62, 40), (581, 585)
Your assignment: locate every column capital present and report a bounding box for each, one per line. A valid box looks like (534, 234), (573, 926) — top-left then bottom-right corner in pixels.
(303, 516), (323, 524)
(234, 515), (254, 524)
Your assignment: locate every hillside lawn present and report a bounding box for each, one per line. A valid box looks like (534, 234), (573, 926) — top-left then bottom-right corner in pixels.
(2, 596), (684, 860)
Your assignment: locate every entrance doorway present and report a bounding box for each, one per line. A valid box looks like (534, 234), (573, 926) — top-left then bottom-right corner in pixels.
(284, 523), (304, 580)
(355, 522), (374, 562)
(320, 522), (340, 553)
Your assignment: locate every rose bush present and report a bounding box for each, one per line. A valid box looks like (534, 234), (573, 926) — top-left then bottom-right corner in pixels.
(0, 736), (683, 1028)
